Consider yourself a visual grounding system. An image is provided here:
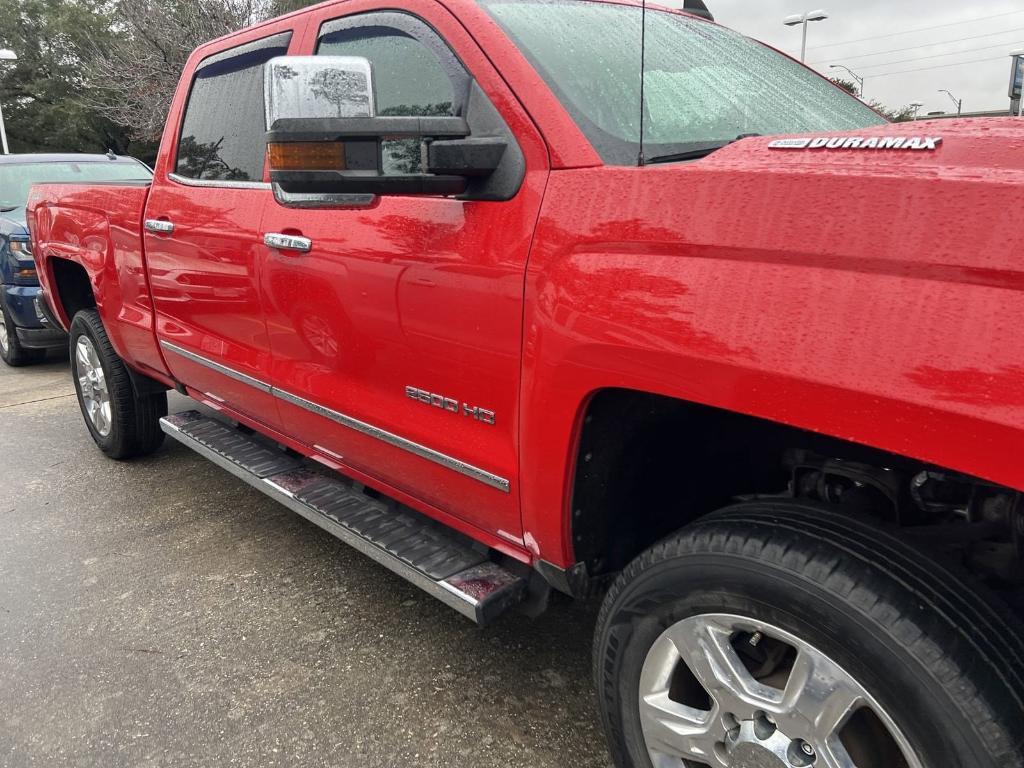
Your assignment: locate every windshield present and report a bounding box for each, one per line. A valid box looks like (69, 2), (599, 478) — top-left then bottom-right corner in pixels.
(0, 160), (152, 208)
(481, 0), (888, 165)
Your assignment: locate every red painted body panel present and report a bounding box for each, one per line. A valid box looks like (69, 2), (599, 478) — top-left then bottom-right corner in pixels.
(145, 181), (287, 429)
(520, 119), (1024, 564)
(27, 183), (172, 382)
(25, 0), (1024, 575)
(140, 13), (305, 429)
(183, 382), (531, 563)
(260, 0), (549, 539)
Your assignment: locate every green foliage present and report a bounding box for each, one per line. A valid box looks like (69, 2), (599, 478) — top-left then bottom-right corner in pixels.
(829, 77), (917, 124)
(868, 101), (919, 123)
(0, 0), (142, 156)
(829, 77), (859, 98)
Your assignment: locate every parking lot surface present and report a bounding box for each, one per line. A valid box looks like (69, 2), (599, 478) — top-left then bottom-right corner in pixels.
(0, 358), (611, 768)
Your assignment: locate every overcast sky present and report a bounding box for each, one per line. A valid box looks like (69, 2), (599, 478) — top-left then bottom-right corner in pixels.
(706, 1), (1023, 114)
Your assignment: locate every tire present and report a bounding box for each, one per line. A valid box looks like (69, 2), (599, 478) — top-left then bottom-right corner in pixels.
(594, 501), (1024, 768)
(69, 309), (167, 459)
(0, 301), (45, 366)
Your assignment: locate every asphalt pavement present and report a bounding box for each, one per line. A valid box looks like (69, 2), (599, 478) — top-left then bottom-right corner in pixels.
(0, 355), (612, 768)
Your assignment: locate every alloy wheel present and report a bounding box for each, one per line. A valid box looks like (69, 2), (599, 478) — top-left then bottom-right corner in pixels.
(75, 335), (112, 437)
(638, 613), (922, 768)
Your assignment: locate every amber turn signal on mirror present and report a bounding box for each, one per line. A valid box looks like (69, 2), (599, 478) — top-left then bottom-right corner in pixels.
(267, 141), (347, 172)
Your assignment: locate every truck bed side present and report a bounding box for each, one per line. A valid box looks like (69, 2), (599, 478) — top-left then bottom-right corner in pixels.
(27, 182), (171, 382)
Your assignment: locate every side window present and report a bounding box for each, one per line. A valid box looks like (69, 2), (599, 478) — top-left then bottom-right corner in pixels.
(316, 13), (469, 118)
(176, 32), (292, 182)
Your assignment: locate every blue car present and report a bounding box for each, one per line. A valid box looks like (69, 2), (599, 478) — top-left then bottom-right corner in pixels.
(0, 153), (152, 366)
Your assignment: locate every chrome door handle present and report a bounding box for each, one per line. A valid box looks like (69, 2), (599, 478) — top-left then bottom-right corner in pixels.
(144, 219), (174, 234)
(264, 233), (312, 253)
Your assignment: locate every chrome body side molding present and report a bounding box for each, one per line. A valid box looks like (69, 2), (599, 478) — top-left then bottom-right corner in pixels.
(159, 339), (510, 492)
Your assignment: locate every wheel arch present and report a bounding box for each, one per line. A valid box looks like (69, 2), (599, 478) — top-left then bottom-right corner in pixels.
(565, 387), (1020, 584)
(48, 257), (97, 328)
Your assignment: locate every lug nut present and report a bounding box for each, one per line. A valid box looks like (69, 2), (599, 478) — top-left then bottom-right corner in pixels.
(787, 739), (817, 766)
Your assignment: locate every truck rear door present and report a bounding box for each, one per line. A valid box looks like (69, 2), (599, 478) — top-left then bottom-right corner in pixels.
(145, 25), (299, 429)
(258, 0), (550, 543)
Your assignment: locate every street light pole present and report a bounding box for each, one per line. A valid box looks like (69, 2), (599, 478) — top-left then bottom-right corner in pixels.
(910, 102), (924, 121)
(939, 89), (962, 117)
(830, 64), (865, 99)
(784, 10), (829, 63)
(0, 49), (16, 155)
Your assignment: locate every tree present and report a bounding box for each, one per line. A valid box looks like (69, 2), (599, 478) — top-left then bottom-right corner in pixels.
(828, 77), (919, 123)
(829, 77), (860, 98)
(80, 0), (267, 145)
(0, 0), (134, 154)
(868, 100), (919, 123)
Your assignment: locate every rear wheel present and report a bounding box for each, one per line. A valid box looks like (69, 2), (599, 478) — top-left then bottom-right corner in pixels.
(594, 501), (1024, 768)
(70, 309), (167, 459)
(0, 302), (45, 366)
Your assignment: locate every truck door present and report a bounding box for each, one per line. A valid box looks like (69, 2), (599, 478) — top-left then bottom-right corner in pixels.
(259, 0), (549, 542)
(145, 27), (299, 430)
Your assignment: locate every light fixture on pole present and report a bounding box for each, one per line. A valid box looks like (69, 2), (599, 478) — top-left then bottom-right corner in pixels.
(910, 102), (925, 121)
(784, 10), (829, 63)
(0, 49), (16, 155)
(830, 64), (865, 99)
(938, 89), (962, 118)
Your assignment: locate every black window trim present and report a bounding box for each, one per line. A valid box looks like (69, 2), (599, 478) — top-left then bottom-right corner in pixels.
(170, 30), (294, 189)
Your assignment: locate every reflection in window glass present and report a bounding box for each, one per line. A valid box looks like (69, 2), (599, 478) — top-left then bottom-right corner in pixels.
(318, 27), (455, 117)
(381, 138), (425, 175)
(266, 59), (373, 121)
(482, 0), (886, 165)
(176, 39), (290, 181)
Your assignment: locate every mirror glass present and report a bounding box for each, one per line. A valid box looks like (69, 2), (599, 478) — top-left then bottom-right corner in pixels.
(264, 55), (375, 128)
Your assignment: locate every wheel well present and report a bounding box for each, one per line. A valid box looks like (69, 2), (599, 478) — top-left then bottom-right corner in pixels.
(50, 258), (96, 322)
(571, 389), (1022, 589)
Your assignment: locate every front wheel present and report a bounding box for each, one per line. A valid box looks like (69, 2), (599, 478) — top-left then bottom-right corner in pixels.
(594, 501), (1024, 768)
(69, 309), (167, 459)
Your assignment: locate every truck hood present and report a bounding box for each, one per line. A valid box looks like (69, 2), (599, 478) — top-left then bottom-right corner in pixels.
(0, 205), (28, 236)
(667, 117), (1024, 280)
(707, 117), (1024, 181)
(598, 116), (1024, 293)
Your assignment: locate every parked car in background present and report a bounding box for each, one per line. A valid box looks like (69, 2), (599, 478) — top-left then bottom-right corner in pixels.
(0, 153), (151, 366)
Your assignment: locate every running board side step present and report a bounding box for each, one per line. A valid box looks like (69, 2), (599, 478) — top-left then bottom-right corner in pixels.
(160, 411), (526, 625)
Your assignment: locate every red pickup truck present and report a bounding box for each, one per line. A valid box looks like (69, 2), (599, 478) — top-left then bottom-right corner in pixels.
(27, 1), (1024, 765)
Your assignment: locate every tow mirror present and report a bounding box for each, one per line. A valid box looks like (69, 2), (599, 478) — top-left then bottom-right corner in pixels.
(263, 56), (506, 206)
